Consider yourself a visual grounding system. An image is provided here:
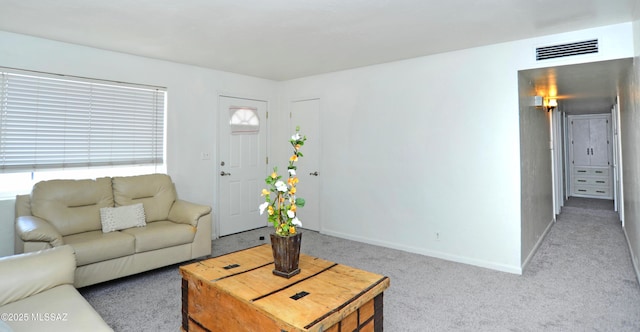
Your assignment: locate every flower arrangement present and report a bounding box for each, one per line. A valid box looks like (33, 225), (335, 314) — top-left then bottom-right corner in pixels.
(259, 127), (307, 236)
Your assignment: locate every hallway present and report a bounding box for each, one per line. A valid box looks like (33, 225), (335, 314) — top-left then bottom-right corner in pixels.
(523, 196), (640, 329)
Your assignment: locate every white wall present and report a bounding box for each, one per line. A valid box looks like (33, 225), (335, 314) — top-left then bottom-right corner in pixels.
(0, 200), (15, 256)
(0, 23), (634, 270)
(0, 31), (279, 256)
(518, 72), (553, 267)
(618, 19), (640, 282)
(277, 23), (634, 273)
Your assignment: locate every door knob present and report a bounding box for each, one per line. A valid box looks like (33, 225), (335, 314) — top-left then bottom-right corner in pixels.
(220, 171), (231, 176)
(309, 171), (319, 176)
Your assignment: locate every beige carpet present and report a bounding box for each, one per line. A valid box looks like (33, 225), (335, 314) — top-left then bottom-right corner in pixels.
(81, 197), (640, 331)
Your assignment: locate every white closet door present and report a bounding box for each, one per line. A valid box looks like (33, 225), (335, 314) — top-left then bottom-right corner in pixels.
(568, 114), (613, 199)
(571, 119), (591, 166)
(589, 118), (610, 166)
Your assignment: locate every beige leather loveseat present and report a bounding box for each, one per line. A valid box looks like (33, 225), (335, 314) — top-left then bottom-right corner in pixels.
(0, 245), (113, 331)
(14, 173), (212, 287)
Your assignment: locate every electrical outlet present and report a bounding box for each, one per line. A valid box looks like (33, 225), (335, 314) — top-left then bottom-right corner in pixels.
(200, 152), (210, 160)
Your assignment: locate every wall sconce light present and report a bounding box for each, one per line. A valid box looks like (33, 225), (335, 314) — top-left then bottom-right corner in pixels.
(546, 98), (557, 112)
(534, 96), (543, 107)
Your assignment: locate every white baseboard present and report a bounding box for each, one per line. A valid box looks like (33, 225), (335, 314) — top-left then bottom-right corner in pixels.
(521, 218), (555, 271)
(623, 226), (640, 286)
(321, 229), (522, 275)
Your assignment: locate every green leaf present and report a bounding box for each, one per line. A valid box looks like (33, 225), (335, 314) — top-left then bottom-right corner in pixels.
(295, 197), (306, 207)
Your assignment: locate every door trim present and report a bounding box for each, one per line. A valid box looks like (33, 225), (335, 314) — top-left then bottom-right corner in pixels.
(612, 97), (624, 224)
(551, 109), (563, 216)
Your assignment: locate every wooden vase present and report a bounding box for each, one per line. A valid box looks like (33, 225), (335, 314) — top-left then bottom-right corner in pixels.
(270, 232), (302, 278)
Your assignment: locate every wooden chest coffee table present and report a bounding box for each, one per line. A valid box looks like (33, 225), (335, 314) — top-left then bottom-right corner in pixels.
(179, 244), (390, 332)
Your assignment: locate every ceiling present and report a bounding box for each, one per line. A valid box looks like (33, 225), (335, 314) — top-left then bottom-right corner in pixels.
(522, 58), (634, 114)
(0, 0), (638, 81)
(0, 0), (638, 115)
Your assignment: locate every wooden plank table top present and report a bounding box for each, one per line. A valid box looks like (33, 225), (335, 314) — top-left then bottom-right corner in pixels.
(180, 244), (390, 332)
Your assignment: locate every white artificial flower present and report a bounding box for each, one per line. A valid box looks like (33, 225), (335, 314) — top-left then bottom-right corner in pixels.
(275, 181), (287, 192)
(288, 168), (296, 176)
(259, 202), (269, 215)
(287, 210), (295, 218)
(291, 133), (301, 140)
(292, 217), (302, 227)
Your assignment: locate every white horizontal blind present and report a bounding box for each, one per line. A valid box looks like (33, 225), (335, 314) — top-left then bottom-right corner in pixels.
(0, 71), (165, 171)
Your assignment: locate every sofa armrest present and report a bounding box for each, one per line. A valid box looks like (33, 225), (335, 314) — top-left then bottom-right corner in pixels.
(15, 216), (64, 247)
(0, 245), (76, 306)
(168, 200), (212, 227)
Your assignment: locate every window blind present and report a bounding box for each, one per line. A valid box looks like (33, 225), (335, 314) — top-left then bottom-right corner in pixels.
(0, 71), (165, 172)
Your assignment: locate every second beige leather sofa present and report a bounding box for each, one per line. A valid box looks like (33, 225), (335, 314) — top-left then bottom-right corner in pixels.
(0, 245), (113, 331)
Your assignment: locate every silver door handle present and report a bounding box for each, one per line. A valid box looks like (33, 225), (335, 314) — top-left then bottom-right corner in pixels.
(220, 171), (231, 176)
(309, 171), (319, 176)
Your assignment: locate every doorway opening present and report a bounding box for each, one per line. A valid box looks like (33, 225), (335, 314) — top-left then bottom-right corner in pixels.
(518, 58), (632, 268)
(520, 58), (632, 220)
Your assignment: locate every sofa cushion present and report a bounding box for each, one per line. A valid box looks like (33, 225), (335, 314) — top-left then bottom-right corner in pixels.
(30, 177), (114, 236)
(120, 221), (196, 253)
(100, 203), (146, 233)
(112, 174), (176, 222)
(0, 246), (75, 307)
(63, 231), (135, 266)
(1, 284), (113, 332)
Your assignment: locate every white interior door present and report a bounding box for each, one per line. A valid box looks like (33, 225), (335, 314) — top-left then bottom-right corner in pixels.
(218, 96), (268, 236)
(290, 99), (321, 232)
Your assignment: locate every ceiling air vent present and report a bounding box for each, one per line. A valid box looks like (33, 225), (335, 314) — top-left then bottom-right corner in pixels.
(536, 39), (598, 61)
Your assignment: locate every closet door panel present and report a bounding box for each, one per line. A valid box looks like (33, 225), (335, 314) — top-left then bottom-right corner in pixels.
(571, 119), (591, 166)
(589, 118), (609, 166)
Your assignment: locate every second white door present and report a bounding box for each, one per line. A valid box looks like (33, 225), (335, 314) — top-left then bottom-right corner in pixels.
(290, 99), (321, 232)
